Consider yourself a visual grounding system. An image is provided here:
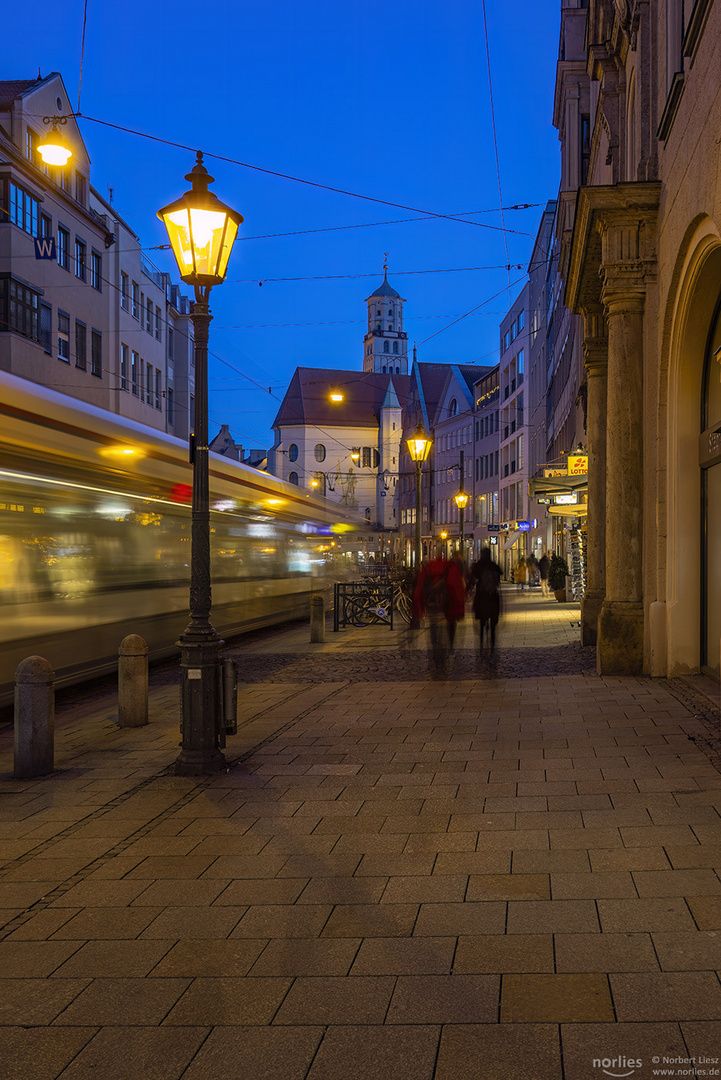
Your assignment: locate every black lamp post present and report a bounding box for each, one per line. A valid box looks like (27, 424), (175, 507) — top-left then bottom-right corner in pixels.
(158, 152), (243, 775)
(406, 421), (432, 570)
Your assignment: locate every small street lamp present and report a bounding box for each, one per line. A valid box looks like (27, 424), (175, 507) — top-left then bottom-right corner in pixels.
(454, 490), (469, 559)
(406, 421), (432, 570)
(38, 116), (73, 166)
(158, 152), (243, 775)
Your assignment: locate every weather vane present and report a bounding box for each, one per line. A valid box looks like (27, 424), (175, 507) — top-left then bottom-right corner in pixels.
(383, 252), (389, 273)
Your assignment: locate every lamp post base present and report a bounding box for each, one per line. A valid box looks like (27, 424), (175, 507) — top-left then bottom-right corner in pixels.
(175, 634), (226, 775)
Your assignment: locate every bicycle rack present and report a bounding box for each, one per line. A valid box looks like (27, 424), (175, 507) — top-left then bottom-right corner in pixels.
(333, 581), (395, 631)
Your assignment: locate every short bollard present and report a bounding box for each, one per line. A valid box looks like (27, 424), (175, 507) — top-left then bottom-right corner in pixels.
(310, 593), (325, 643)
(118, 634), (148, 728)
(14, 656), (55, 779)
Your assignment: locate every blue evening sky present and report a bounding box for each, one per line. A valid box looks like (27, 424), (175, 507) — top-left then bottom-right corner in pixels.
(5, 0), (561, 453)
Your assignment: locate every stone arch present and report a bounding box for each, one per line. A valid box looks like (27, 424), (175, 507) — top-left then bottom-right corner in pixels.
(658, 215), (721, 675)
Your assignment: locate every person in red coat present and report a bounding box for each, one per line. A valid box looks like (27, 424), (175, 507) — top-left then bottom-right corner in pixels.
(413, 556), (466, 671)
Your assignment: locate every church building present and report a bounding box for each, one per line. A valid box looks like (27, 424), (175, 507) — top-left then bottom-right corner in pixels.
(268, 271), (410, 541)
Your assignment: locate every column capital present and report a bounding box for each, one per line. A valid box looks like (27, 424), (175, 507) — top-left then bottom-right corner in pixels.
(580, 304), (608, 375)
(602, 282), (647, 315)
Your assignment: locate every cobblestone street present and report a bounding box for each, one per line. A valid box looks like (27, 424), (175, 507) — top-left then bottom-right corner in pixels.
(1, 589), (720, 1079)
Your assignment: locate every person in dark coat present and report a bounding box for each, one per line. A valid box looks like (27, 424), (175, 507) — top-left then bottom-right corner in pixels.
(538, 551), (550, 597)
(468, 547), (502, 650)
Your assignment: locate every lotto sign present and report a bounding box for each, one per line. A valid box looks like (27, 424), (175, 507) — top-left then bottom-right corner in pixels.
(567, 454), (588, 475)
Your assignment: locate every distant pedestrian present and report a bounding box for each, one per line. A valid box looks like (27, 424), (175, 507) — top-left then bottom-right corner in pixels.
(516, 557), (528, 591)
(538, 551), (550, 597)
(527, 554), (538, 587)
(468, 548), (502, 651)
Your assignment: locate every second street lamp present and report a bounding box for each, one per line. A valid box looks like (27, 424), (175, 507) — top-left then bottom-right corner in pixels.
(406, 421), (432, 570)
(158, 153), (243, 775)
(454, 490), (469, 560)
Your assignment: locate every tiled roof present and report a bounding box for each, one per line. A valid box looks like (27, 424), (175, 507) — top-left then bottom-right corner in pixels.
(0, 80), (39, 109)
(272, 368), (410, 429)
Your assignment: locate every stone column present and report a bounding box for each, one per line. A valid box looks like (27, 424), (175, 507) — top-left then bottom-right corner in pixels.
(598, 259), (647, 674)
(580, 306), (608, 647)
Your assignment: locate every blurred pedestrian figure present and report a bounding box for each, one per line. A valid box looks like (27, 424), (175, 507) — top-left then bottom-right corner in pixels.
(527, 553), (538, 587)
(538, 551), (550, 597)
(516, 557), (528, 591)
(413, 555), (465, 674)
(468, 548), (502, 651)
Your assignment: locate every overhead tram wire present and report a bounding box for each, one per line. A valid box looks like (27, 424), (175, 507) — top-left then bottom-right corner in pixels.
(71, 113), (534, 238)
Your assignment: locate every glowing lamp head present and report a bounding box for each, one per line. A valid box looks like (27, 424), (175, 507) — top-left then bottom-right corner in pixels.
(310, 479), (319, 488)
(454, 491), (469, 510)
(440, 531), (448, 540)
(406, 421), (432, 463)
(38, 121), (72, 166)
(329, 389), (344, 403)
(158, 152), (243, 288)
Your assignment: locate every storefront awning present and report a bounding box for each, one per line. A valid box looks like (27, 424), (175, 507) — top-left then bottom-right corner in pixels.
(503, 535), (519, 550)
(528, 474), (588, 498)
(547, 504), (588, 517)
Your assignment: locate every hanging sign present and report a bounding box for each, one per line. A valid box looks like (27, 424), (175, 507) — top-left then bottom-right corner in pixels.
(567, 454), (588, 475)
(34, 237), (56, 260)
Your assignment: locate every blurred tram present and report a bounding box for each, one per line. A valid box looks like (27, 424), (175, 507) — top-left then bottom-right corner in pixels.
(0, 371), (358, 706)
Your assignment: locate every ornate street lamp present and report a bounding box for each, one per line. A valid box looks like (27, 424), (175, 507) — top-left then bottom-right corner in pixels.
(406, 421), (432, 570)
(37, 116), (73, 167)
(158, 153), (243, 775)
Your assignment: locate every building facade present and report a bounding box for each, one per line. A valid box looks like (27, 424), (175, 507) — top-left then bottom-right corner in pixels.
(472, 365), (501, 557)
(557, 0), (721, 679)
(0, 73), (191, 436)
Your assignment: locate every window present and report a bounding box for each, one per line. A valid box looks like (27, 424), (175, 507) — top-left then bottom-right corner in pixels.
(75, 172), (87, 206)
(449, 398), (458, 417)
(518, 348), (524, 381)
(0, 277), (40, 342)
(146, 363), (152, 401)
(121, 273), (129, 310)
(120, 344), (129, 391)
(168, 326), (174, 359)
(7, 182), (39, 237)
(74, 238), (86, 280)
(146, 297), (153, 333)
(518, 311), (525, 331)
(167, 387), (174, 424)
(155, 306), (161, 341)
(372, 448), (379, 468)
(140, 358), (145, 401)
(91, 330), (102, 377)
(393, 341), (398, 354)
(288, 443), (298, 462)
(59, 167), (69, 192)
(26, 127), (38, 162)
(40, 213), (52, 238)
(289, 472), (299, 485)
(58, 311), (70, 360)
(131, 282), (139, 319)
(91, 252), (101, 291)
(40, 302), (52, 353)
(75, 321), (87, 370)
(155, 368), (161, 409)
(314, 443), (326, 462)
(362, 446), (371, 467)
(131, 351), (139, 395)
(383, 341), (389, 353)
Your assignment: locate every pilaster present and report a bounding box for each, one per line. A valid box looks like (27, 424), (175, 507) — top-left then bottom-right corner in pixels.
(580, 304), (608, 646)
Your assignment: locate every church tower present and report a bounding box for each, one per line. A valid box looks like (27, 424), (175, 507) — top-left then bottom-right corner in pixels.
(363, 260), (408, 375)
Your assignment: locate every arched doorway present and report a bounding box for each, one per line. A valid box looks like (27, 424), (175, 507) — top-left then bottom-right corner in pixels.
(662, 224), (721, 676)
(701, 296), (721, 677)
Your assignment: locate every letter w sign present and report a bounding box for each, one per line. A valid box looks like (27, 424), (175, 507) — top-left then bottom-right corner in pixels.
(34, 237), (56, 260)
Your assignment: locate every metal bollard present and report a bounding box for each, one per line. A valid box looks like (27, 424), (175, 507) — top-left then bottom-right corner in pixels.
(310, 593), (325, 643)
(14, 656), (55, 779)
(118, 634), (148, 728)
(223, 658), (238, 735)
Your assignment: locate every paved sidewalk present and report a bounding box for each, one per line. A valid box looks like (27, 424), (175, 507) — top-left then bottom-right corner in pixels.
(1, 591), (720, 1079)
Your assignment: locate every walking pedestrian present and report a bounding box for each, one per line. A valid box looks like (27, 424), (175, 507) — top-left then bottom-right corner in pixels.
(538, 551), (550, 597)
(413, 555), (466, 674)
(516, 557), (528, 591)
(527, 553), (538, 587)
(468, 548), (502, 652)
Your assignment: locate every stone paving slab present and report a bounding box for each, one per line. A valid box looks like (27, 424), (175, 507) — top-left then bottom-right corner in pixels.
(0, 590), (720, 1076)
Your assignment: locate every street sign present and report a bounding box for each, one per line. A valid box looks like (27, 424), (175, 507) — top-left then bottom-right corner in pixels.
(518, 521), (530, 531)
(487, 525), (500, 533)
(34, 237), (56, 260)
(544, 468), (566, 477)
(489, 536), (498, 545)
